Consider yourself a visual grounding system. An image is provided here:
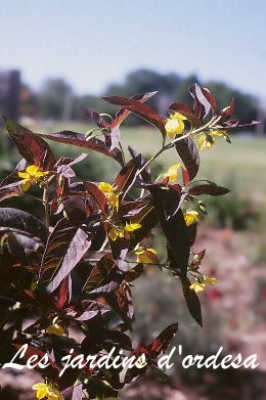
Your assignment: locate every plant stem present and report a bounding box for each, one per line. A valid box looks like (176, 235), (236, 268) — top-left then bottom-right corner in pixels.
(118, 140), (126, 166)
(43, 186), (50, 229)
(136, 131), (191, 178)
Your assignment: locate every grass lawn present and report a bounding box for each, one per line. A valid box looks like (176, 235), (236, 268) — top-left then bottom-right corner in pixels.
(52, 122), (266, 199)
(1, 121), (266, 199)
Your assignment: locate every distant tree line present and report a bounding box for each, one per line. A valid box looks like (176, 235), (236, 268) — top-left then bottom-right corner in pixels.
(20, 68), (258, 130)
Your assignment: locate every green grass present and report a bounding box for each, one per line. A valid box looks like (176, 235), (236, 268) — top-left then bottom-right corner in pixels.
(1, 121), (266, 200)
(119, 127), (266, 200)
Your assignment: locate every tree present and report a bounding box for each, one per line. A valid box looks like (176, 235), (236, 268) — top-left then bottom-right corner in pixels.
(20, 84), (39, 118)
(175, 74), (200, 108)
(105, 68), (181, 122)
(203, 81), (258, 127)
(39, 78), (73, 120)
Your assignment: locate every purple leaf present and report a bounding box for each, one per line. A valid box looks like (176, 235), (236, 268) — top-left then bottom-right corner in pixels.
(128, 146), (151, 183)
(164, 184), (188, 220)
(127, 203), (158, 249)
(105, 284), (135, 328)
(189, 184), (230, 196)
(46, 226), (91, 293)
(0, 185), (20, 203)
(148, 323), (178, 358)
(79, 106), (109, 128)
(38, 130), (124, 165)
(189, 84), (214, 119)
(125, 263), (144, 282)
(103, 95), (166, 136)
(0, 207), (48, 242)
(169, 102), (201, 127)
(3, 117), (56, 170)
(39, 219), (90, 283)
(61, 384), (83, 400)
(64, 300), (109, 321)
(149, 186), (190, 276)
(112, 91), (158, 128)
(179, 274), (202, 326)
(83, 181), (108, 215)
(85, 253), (126, 293)
(114, 155), (142, 200)
(175, 135), (200, 182)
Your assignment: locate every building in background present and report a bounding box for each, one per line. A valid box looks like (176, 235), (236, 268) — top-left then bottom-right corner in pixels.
(0, 69), (21, 122)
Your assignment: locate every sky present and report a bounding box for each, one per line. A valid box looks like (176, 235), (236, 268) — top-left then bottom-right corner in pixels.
(1, 0), (266, 103)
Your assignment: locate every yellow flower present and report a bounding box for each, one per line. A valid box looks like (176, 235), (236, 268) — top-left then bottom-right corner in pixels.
(190, 275), (217, 294)
(124, 223), (142, 232)
(98, 182), (120, 212)
(135, 247), (157, 263)
(108, 226), (125, 241)
(32, 382), (62, 400)
(18, 165), (49, 191)
(108, 223), (142, 241)
(46, 323), (65, 336)
(161, 163), (181, 182)
(165, 113), (187, 139)
(198, 129), (227, 151)
(184, 210), (199, 226)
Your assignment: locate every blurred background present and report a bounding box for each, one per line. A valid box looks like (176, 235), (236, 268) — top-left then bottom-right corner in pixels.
(1, 1), (266, 399)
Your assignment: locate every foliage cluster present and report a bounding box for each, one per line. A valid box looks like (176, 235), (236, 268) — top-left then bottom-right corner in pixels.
(0, 84), (256, 399)
(20, 69), (258, 127)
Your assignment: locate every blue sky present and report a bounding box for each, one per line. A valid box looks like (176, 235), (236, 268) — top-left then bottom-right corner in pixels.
(1, 0), (266, 102)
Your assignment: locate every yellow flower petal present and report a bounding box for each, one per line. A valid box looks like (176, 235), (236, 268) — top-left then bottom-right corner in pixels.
(18, 165), (49, 191)
(32, 382), (62, 400)
(135, 247), (157, 263)
(109, 226), (124, 241)
(198, 134), (215, 150)
(198, 130), (227, 151)
(190, 275), (217, 294)
(99, 182), (119, 211)
(184, 211), (199, 226)
(190, 281), (205, 294)
(161, 163), (181, 182)
(205, 276), (217, 285)
(47, 387), (63, 400)
(165, 113), (186, 139)
(26, 165), (40, 175)
(98, 182), (114, 194)
(47, 324), (65, 336)
(107, 193), (119, 211)
(124, 223), (142, 232)
(32, 382), (48, 399)
(18, 171), (30, 179)
(21, 179), (32, 192)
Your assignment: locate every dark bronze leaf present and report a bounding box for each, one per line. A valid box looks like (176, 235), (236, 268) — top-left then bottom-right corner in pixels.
(103, 95), (166, 137)
(0, 207), (48, 242)
(149, 186), (190, 276)
(175, 136), (200, 183)
(189, 184), (230, 196)
(3, 117), (56, 170)
(179, 274), (202, 326)
(38, 130), (124, 165)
